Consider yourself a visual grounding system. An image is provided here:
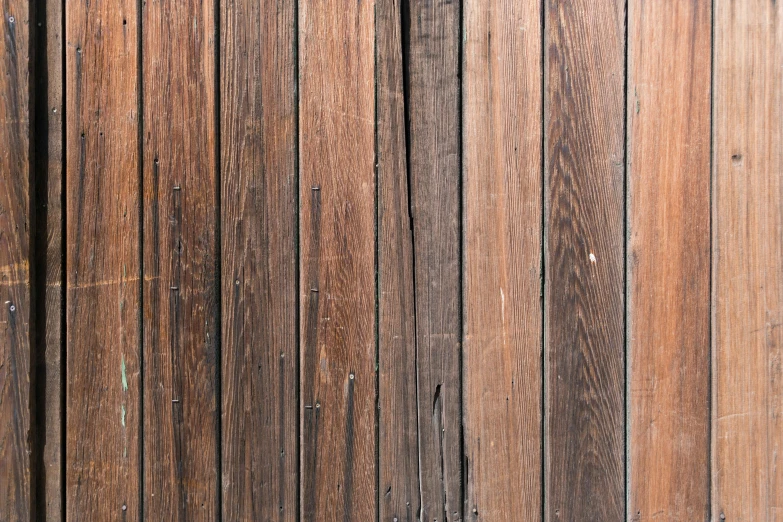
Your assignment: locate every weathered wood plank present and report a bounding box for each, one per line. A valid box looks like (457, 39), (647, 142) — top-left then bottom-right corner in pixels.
(464, 0), (543, 519)
(299, 0), (376, 520)
(39, 0), (65, 515)
(0, 3), (31, 519)
(627, 1), (712, 519)
(221, 0), (298, 518)
(713, 1), (783, 519)
(65, 0), (141, 517)
(544, 0), (625, 520)
(405, 0), (462, 519)
(142, 0), (218, 518)
(377, 0), (420, 519)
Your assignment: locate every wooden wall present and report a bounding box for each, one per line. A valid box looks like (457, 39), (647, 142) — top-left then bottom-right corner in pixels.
(1, 0), (782, 520)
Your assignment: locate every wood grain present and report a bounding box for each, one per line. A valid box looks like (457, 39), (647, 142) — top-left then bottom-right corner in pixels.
(627, 1), (712, 520)
(0, 3), (31, 519)
(463, 0), (543, 519)
(220, 0), (298, 519)
(39, 0), (65, 515)
(377, 0), (421, 519)
(713, 1), (783, 520)
(142, 0), (218, 518)
(405, 0), (462, 519)
(544, 0), (625, 520)
(299, 0), (376, 520)
(65, 0), (141, 516)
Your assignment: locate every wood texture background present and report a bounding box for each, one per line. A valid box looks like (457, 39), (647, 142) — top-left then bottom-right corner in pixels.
(2, 0), (783, 521)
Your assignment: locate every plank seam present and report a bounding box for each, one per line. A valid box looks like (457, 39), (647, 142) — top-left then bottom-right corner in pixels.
(137, 0), (145, 513)
(540, 0), (547, 520)
(214, 0), (223, 514)
(28, 0), (50, 514)
(622, 0), (630, 519)
(708, 0), (716, 517)
(373, 4), (380, 521)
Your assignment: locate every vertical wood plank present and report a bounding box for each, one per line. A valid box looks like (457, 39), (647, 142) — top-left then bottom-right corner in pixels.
(406, 0), (462, 519)
(65, 0), (141, 516)
(299, 0), (376, 519)
(142, 0), (218, 518)
(377, 0), (421, 519)
(463, 0), (543, 519)
(220, 0), (298, 518)
(42, 0), (65, 515)
(544, 1), (625, 520)
(0, 3), (31, 519)
(627, 1), (712, 520)
(713, 1), (783, 520)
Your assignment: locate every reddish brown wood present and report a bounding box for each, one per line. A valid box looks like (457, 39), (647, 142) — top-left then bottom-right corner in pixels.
(299, 1), (376, 520)
(0, 4), (31, 519)
(65, 0), (141, 517)
(464, 0), (543, 519)
(713, 1), (783, 519)
(220, 0), (298, 519)
(142, 0), (219, 518)
(627, 1), (712, 519)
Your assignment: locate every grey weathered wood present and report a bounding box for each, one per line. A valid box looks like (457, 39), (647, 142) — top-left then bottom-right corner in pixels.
(544, 0), (626, 520)
(377, 0), (421, 519)
(406, 0), (463, 519)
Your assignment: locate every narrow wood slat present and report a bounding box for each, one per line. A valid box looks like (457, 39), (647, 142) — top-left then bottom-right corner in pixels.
(142, 0), (218, 518)
(544, 0), (625, 520)
(42, 0), (65, 515)
(377, 0), (421, 519)
(220, 0), (298, 518)
(463, 0), (543, 519)
(627, 1), (712, 519)
(713, 1), (783, 519)
(65, 0), (141, 516)
(299, 1), (376, 519)
(0, 3), (31, 519)
(406, 0), (462, 519)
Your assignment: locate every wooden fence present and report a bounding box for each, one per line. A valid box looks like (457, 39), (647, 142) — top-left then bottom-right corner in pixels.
(1, 0), (781, 520)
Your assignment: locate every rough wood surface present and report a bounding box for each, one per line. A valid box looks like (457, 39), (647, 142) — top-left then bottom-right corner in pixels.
(627, 1), (712, 520)
(299, 1), (376, 520)
(463, 0), (543, 519)
(41, 0), (65, 516)
(405, 0), (462, 519)
(0, 3), (31, 519)
(65, 0), (141, 517)
(544, 1), (626, 520)
(377, 0), (421, 519)
(142, 0), (218, 518)
(220, 0), (298, 519)
(713, 1), (783, 520)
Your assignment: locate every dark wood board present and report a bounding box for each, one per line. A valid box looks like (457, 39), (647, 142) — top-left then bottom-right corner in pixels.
(713, 0), (783, 519)
(220, 0), (298, 519)
(544, 0), (626, 520)
(405, 0), (462, 519)
(377, 0), (421, 519)
(299, 1), (376, 520)
(627, 0), (712, 519)
(142, 0), (219, 518)
(463, 0), (543, 519)
(0, 2), (31, 518)
(65, 0), (142, 517)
